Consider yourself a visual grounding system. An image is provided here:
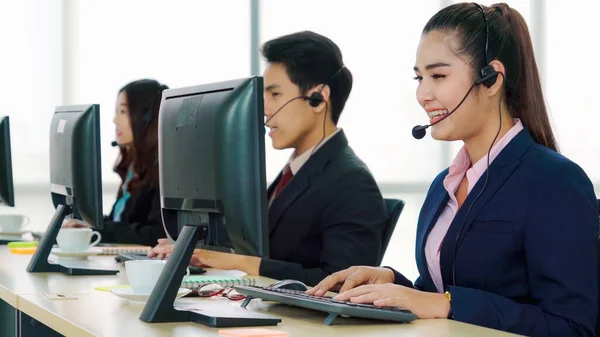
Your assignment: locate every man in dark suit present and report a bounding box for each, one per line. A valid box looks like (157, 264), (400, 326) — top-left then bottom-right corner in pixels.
(151, 31), (387, 286)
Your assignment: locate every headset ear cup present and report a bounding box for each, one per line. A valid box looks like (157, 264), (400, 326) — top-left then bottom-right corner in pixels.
(478, 65), (499, 88)
(307, 92), (324, 107)
(143, 108), (152, 127)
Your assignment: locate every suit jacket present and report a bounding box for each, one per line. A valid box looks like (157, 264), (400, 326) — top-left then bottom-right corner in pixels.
(260, 130), (387, 286)
(99, 182), (173, 247)
(391, 129), (598, 337)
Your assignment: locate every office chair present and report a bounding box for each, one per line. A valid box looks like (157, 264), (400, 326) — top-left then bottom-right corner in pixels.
(378, 199), (405, 265)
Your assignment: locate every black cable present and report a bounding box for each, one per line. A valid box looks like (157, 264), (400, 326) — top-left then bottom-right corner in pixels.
(309, 101), (329, 157)
(264, 96), (309, 125)
(451, 73), (505, 286)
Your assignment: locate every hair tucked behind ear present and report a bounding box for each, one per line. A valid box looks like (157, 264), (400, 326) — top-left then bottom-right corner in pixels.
(423, 3), (558, 151)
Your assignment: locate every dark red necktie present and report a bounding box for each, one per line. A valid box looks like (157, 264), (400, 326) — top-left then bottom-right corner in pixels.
(271, 165), (293, 201)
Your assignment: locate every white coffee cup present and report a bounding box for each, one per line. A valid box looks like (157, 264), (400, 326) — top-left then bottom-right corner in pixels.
(125, 260), (190, 294)
(56, 228), (101, 252)
(0, 214), (29, 233)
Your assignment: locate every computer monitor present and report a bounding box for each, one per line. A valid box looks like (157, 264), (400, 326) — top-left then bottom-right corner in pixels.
(27, 104), (118, 275)
(0, 115), (28, 244)
(140, 77), (276, 327)
(0, 116), (14, 207)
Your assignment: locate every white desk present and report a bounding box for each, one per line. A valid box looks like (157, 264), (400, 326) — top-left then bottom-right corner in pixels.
(18, 291), (521, 337)
(0, 247), (122, 303)
(0, 247), (522, 337)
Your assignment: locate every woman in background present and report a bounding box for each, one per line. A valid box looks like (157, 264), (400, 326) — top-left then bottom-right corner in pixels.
(66, 79), (173, 246)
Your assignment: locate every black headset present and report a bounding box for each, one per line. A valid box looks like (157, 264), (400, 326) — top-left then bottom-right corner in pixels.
(143, 84), (166, 128)
(474, 3), (499, 88)
(307, 65), (346, 107)
(142, 84), (168, 130)
(112, 83), (164, 147)
(143, 107), (153, 128)
(306, 91), (325, 108)
(411, 4), (499, 140)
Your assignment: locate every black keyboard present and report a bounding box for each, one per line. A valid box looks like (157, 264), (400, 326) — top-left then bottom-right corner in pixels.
(235, 285), (417, 325)
(114, 252), (163, 263)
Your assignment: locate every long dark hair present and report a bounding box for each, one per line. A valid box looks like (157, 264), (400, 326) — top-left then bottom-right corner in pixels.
(114, 79), (168, 197)
(423, 2), (558, 151)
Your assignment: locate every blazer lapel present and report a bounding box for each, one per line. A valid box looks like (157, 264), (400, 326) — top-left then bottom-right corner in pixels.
(268, 173), (310, 234)
(416, 179), (450, 291)
(267, 172), (281, 199)
(267, 130), (349, 235)
(439, 129), (535, 287)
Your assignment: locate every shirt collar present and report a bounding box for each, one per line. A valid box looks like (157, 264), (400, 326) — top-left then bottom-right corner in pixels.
(443, 119), (523, 195)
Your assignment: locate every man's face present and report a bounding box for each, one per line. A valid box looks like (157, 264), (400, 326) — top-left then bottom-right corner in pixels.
(263, 62), (320, 150)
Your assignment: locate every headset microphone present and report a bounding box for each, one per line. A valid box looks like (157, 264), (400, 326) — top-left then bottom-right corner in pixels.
(411, 125), (428, 140)
(411, 70), (497, 140)
(111, 141), (118, 147)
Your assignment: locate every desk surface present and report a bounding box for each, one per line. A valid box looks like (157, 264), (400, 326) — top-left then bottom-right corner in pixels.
(18, 291), (521, 337)
(0, 247), (123, 306)
(0, 247), (521, 337)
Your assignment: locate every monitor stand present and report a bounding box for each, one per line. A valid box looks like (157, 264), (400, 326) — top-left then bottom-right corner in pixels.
(140, 221), (280, 327)
(26, 204), (119, 275)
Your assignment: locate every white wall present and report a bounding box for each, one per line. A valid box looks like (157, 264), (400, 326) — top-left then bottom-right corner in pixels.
(66, 0), (251, 185)
(545, 0), (600, 182)
(0, 1), (63, 185)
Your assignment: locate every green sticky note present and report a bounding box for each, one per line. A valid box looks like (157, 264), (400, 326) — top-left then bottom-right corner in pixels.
(94, 285), (131, 292)
(7, 241), (38, 248)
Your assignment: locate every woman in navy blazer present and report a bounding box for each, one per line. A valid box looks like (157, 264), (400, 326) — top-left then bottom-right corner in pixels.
(310, 3), (598, 337)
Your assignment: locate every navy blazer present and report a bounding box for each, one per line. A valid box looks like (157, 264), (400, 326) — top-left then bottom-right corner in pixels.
(260, 130), (387, 286)
(101, 182), (174, 246)
(392, 129), (598, 337)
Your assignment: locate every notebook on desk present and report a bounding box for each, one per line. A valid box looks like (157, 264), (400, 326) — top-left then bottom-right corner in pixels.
(94, 276), (255, 292)
(97, 245), (152, 255)
(183, 275), (256, 289)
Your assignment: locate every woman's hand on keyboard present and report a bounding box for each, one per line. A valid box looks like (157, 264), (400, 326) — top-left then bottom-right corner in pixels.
(307, 266), (395, 297)
(332, 283), (450, 319)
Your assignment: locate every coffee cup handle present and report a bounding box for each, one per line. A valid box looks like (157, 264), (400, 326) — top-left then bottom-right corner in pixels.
(89, 231), (102, 247)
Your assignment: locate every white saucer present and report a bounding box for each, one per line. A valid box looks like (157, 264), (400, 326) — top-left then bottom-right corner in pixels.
(51, 247), (102, 259)
(110, 287), (192, 304)
(0, 230), (28, 236)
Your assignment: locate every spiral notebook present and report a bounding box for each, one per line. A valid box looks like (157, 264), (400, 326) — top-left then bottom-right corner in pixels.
(98, 245), (152, 255)
(182, 275), (256, 289)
